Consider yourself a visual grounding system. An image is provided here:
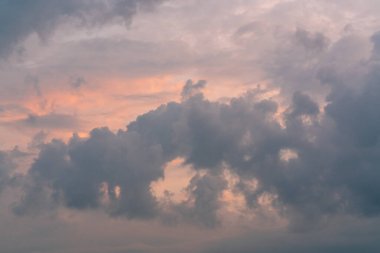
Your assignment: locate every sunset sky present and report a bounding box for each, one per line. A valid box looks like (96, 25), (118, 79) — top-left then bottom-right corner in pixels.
(1, 1), (380, 252)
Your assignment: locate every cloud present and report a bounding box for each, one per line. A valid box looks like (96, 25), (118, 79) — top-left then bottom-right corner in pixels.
(14, 86), (281, 222)
(27, 130), (48, 151)
(287, 91), (319, 118)
(181, 79), (207, 100)
(14, 32), (380, 229)
(15, 128), (165, 218)
(12, 113), (81, 130)
(1, 0), (380, 234)
(0, 151), (12, 193)
(176, 172), (227, 227)
(0, 0), (163, 58)
(2, 1), (380, 252)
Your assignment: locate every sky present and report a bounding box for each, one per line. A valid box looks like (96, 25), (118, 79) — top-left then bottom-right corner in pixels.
(1, 0), (380, 252)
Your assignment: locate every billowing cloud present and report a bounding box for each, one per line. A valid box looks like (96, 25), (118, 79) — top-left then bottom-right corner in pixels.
(0, 0), (163, 58)
(13, 31), (380, 229)
(2, 0), (380, 252)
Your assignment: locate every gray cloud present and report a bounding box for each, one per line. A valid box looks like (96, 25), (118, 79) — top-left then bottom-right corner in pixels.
(0, 151), (12, 193)
(15, 128), (165, 218)
(294, 28), (329, 52)
(13, 113), (81, 130)
(27, 130), (48, 151)
(173, 172), (227, 227)
(287, 91), (319, 118)
(0, 0), (163, 58)
(2, 1), (380, 252)
(0, 0), (378, 233)
(181, 79), (207, 100)
(13, 32), (380, 227)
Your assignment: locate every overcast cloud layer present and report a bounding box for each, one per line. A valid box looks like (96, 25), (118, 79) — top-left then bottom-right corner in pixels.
(1, 0), (380, 253)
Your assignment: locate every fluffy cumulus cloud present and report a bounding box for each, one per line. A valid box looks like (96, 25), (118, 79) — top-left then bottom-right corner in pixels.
(13, 36), (380, 229)
(2, 0), (380, 252)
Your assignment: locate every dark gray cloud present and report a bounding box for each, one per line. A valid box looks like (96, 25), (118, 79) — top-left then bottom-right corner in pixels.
(0, 147), (24, 198)
(181, 79), (207, 100)
(27, 130), (48, 151)
(15, 87), (283, 223)
(13, 113), (81, 130)
(294, 28), (329, 52)
(287, 91), (320, 118)
(173, 172), (227, 227)
(15, 128), (165, 218)
(0, 0), (163, 58)
(14, 39), (380, 227)
(11, 30), (380, 232)
(0, 151), (12, 193)
(2, 1), (380, 252)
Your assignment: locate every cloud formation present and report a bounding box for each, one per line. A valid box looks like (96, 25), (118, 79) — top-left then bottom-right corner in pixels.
(0, 0), (163, 57)
(0, 151), (12, 193)
(14, 113), (81, 130)
(2, 1), (380, 252)
(12, 28), (380, 228)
